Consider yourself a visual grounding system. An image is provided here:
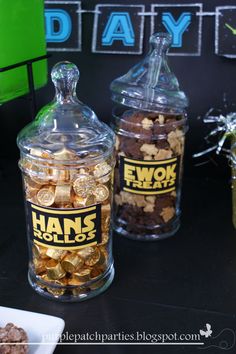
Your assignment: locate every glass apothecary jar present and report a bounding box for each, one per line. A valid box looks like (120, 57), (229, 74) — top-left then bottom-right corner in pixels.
(17, 62), (115, 301)
(110, 33), (189, 241)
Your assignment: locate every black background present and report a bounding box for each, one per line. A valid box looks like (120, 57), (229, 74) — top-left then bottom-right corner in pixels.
(217, 8), (236, 56)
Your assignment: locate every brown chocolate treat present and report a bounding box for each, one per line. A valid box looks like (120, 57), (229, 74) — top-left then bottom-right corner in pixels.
(155, 194), (175, 213)
(152, 113), (183, 136)
(154, 139), (170, 150)
(119, 110), (145, 134)
(0, 323), (28, 354)
(118, 203), (162, 227)
(165, 121), (182, 135)
(146, 112), (159, 120)
(121, 110), (145, 123)
(152, 123), (168, 136)
(119, 110), (153, 140)
(119, 136), (144, 159)
(116, 201), (176, 236)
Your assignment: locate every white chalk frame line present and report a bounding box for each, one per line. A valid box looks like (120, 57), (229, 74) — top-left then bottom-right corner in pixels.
(215, 6), (236, 58)
(92, 4), (145, 55)
(46, 0), (82, 52)
(150, 3), (203, 57)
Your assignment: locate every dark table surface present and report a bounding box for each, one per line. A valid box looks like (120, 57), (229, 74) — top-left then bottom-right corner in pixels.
(0, 159), (236, 354)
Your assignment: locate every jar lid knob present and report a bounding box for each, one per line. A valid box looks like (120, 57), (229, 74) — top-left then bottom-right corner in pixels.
(51, 61), (80, 102)
(149, 32), (172, 54)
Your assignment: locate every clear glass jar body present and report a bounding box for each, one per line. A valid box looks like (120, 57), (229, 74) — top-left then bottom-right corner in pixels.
(17, 62), (115, 301)
(19, 150), (114, 301)
(112, 106), (188, 240)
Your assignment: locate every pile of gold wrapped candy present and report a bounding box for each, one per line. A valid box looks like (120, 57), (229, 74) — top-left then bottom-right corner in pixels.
(21, 147), (113, 297)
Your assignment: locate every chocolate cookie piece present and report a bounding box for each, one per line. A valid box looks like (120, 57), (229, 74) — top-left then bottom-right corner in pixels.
(119, 136), (144, 159)
(119, 110), (145, 135)
(154, 139), (170, 150)
(155, 194), (175, 213)
(146, 112), (159, 120)
(117, 203), (161, 227)
(152, 123), (168, 136)
(119, 110), (153, 140)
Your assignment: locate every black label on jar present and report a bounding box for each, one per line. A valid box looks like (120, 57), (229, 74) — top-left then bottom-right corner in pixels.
(26, 202), (101, 250)
(119, 156), (180, 195)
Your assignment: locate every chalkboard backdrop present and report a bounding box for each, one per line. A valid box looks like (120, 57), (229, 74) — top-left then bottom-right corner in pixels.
(1, 0), (235, 181)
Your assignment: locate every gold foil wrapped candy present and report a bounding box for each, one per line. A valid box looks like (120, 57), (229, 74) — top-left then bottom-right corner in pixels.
(37, 186), (55, 206)
(73, 194), (95, 208)
(54, 185), (71, 204)
(84, 248), (101, 267)
(46, 259), (66, 280)
(46, 249), (67, 260)
(96, 248), (107, 268)
(93, 162), (112, 183)
(24, 177), (41, 199)
(93, 185), (109, 202)
(99, 233), (109, 246)
(33, 244), (48, 259)
(26, 155), (112, 299)
(73, 174), (96, 197)
(77, 246), (96, 260)
(73, 268), (92, 282)
(33, 258), (47, 275)
(41, 274), (67, 297)
(61, 253), (84, 273)
(101, 204), (111, 233)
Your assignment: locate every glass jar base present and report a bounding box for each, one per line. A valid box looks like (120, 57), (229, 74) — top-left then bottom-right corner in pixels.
(113, 217), (180, 241)
(28, 265), (114, 302)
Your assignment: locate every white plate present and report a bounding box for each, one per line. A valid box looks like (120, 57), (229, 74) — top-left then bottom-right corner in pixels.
(0, 306), (65, 354)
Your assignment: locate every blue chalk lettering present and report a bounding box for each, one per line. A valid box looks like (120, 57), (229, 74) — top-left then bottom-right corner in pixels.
(45, 9), (72, 43)
(162, 12), (191, 47)
(102, 12), (135, 46)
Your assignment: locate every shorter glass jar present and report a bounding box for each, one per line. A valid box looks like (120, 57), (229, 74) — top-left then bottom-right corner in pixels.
(112, 107), (188, 240)
(110, 33), (189, 241)
(17, 62), (115, 301)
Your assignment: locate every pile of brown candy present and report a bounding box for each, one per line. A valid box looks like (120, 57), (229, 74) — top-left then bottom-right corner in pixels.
(0, 323), (28, 354)
(21, 147), (112, 297)
(114, 110), (185, 236)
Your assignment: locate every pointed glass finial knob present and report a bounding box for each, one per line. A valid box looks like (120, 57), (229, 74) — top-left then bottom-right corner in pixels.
(51, 61), (80, 102)
(149, 32), (172, 54)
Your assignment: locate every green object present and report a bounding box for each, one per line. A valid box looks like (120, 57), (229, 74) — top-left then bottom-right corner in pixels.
(225, 23), (236, 36)
(0, 0), (47, 103)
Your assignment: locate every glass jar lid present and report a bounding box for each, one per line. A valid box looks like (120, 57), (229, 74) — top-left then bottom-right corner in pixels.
(17, 61), (115, 165)
(110, 33), (188, 113)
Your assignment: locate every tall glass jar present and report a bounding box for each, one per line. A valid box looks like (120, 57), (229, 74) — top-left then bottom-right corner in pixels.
(110, 33), (189, 241)
(17, 62), (115, 301)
